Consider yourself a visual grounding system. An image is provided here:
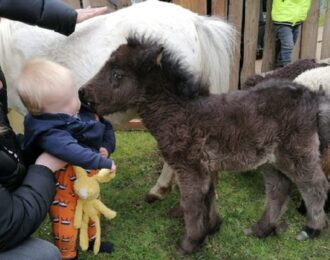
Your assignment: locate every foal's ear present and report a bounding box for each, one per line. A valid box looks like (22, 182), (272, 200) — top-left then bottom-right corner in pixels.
(141, 46), (164, 68)
(155, 46), (164, 66)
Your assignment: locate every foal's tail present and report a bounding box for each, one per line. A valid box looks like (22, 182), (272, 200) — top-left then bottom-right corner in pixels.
(194, 16), (237, 94)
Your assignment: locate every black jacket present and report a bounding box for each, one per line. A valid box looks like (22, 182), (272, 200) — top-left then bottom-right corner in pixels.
(0, 107), (55, 251)
(0, 164), (56, 251)
(0, 0), (77, 36)
(0, 73), (56, 251)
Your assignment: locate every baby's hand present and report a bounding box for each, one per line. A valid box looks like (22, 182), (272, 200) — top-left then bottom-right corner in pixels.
(111, 160), (117, 172)
(99, 147), (109, 158)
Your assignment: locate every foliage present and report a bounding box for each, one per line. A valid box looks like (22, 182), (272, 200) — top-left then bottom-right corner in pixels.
(35, 131), (330, 260)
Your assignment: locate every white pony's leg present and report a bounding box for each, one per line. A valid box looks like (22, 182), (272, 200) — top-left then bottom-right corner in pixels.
(145, 162), (175, 202)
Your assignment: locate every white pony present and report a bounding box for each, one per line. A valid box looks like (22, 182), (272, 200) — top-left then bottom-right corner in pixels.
(0, 0), (236, 200)
(294, 65), (330, 95)
(0, 0), (235, 114)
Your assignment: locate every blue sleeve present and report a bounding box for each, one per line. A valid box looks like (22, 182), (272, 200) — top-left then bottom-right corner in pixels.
(0, 0), (77, 36)
(38, 129), (113, 169)
(100, 117), (116, 154)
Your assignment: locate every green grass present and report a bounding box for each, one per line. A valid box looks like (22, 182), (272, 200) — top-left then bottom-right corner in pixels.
(35, 131), (330, 259)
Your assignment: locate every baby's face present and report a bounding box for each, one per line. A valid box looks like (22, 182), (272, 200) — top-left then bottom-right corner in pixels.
(43, 79), (81, 116)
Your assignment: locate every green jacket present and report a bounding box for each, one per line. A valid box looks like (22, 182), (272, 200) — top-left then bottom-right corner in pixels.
(271, 0), (312, 26)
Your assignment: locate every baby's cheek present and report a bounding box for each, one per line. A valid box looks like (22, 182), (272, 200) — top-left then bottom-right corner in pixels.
(0, 81), (3, 89)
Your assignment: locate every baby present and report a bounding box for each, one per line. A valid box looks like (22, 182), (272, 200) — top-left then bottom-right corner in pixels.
(17, 58), (116, 260)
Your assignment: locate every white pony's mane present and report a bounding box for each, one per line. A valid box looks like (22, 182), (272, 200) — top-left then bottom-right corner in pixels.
(0, 0), (236, 116)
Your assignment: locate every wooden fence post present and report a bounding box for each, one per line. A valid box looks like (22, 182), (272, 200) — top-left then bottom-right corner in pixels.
(62, 0), (81, 8)
(228, 0), (243, 90)
(211, 0), (228, 18)
(82, 0), (113, 7)
(300, 0), (320, 59)
(261, 0), (276, 72)
(172, 0), (207, 14)
(240, 0), (259, 85)
(321, 0), (330, 59)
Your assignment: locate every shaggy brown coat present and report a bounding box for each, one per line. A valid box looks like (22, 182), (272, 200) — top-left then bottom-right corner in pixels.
(241, 59), (330, 214)
(79, 37), (329, 254)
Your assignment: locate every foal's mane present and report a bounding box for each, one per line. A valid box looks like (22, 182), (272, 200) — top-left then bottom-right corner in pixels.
(126, 34), (210, 99)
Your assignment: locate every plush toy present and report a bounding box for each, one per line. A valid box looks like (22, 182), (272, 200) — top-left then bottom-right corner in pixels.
(73, 166), (117, 255)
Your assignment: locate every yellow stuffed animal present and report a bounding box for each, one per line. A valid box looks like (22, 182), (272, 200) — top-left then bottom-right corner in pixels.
(73, 166), (117, 255)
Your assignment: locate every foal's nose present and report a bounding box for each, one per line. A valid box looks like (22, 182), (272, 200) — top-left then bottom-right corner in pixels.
(78, 88), (87, 103)
(78, 87), (96, 112)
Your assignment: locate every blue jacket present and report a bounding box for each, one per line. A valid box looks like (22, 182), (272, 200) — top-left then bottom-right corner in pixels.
(23, 109), (116, 169)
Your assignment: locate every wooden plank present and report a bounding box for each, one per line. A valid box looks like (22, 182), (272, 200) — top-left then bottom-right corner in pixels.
(292, 31), (302, 61)
(261, 0), (276, 72)
(240, 0), (259, 85)
(172, 0), (207, 15)
(227, 0), (243, 90)
(82, 0), (111, 7)
(7, 110), (24, 134)
(211, 0), (227, 18)
(62, 0), (81, 8)
(300, 0), (320, 59)
(321, 0), (330, 59)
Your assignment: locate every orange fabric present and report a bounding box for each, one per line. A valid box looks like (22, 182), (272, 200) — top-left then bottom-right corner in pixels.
(49, 165), (97, 259)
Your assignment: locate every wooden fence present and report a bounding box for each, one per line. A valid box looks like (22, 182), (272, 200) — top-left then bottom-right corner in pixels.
(63, 0), (330, 90)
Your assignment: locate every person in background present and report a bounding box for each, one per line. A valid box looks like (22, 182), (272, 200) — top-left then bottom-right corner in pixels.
(272, 0), (312, 67)
(17, 58), (116, 260)
(0, 1), (109, 259)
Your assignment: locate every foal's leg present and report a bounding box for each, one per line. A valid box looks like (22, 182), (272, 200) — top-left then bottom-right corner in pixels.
(176, 169), (214, 253)
(298, 147), (330, 214)
(205, 180), (222, 235)
(245, 165), (291, 237)
(294, 164), (329, 240)
(145, 162), (175, 203)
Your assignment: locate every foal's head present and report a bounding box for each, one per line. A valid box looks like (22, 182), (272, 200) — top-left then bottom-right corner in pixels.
(79, 36), (208, 116)
(79, 37), (164, 115)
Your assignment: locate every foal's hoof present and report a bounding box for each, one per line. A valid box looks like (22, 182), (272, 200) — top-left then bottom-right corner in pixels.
(145, 193), (161, 203)
(244, 224), (276, 238)
(296, 226), (321, 241)
(145, 187), (171, 203)
(244, 228), (254, 236)
(180, 238), (203, 254)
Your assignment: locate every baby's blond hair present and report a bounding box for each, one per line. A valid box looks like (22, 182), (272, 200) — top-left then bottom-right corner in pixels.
(17, 58), (73, 115)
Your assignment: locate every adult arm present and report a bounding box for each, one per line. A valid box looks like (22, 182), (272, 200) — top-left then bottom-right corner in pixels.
(39, 129), (113, 169)
(0, 164), (56, 251)
(0, 0), (77, 36)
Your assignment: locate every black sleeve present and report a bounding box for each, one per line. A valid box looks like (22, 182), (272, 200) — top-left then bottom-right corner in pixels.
(0, 0), (77, 36)
(0, 165), (56, 251)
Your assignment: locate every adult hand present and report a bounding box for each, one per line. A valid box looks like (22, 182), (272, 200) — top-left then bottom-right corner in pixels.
(35, 153), (67, 172)
(99, 147), (109, 158)
(76, 6), (110, 23)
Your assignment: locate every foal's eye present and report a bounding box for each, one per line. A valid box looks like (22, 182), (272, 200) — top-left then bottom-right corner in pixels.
(110, 71), (122, 82)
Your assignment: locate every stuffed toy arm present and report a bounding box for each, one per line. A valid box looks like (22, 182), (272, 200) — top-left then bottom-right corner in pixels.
(95, 200), (117, 220)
